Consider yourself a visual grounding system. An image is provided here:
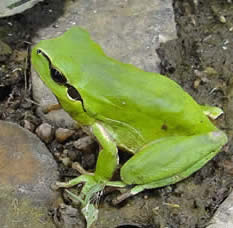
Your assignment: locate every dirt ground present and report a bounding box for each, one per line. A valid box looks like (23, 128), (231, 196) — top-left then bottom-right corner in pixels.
(1, 0), (233, 227)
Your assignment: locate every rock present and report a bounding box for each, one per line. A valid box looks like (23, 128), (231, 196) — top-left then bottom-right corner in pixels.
(206, 191), (233, 228)
(55, 128), (75, 143)
(53, 204), (85, 228)
(35, 122), (54, 143)
(73, 136), (95, 152)
(66, 149), (78, 161)
(0, 120), (59, 228)
(0, 0), (44, 18)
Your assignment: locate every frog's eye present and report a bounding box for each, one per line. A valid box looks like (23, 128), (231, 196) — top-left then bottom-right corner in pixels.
(67, 85), (82, 101)
(50, 67), (67, 85)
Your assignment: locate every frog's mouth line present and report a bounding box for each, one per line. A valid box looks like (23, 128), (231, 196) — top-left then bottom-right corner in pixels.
(36, 48), (86, 112)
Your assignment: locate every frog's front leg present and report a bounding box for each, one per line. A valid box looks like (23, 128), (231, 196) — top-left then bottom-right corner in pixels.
(54, 122), (120, 195)
(54, 122), (121, 227)
(112, 130), (227, 205)
(92, 123), (119, 179)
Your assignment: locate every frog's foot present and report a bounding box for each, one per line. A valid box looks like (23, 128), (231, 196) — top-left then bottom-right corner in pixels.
(53, 161), (93, 190)
(54, 174), (106, 228)
(65, 182), (105, 228)
(53, 174), (95, 190)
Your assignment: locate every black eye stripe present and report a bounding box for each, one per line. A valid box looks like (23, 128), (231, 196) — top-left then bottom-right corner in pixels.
(67, 85), (86, 111)
(37, 49), (67, 85)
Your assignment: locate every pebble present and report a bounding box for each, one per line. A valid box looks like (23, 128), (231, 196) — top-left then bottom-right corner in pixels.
(36, 122), (54, 143)
(74, 135), (95, 152)
(55, 127), (75, 143)
(60, 156), (71, 167)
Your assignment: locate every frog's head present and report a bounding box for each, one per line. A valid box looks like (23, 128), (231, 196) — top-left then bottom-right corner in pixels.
(32, 44), (87, 116)
(31, 27), (97, 119)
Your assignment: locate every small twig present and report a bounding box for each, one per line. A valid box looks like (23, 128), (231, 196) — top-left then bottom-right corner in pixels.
(72, 162), (93, 175)
(24, 98), (40, 106)
(112, 190), (133, 205)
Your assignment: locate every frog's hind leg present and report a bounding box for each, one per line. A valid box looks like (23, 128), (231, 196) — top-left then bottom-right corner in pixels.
(112, 130), (227, 205)
(54, 122), (119, 190)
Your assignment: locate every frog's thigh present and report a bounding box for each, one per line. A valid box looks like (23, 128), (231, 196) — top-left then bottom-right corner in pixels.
(92, 123), (118, 180)
(121, 131), (227, 195)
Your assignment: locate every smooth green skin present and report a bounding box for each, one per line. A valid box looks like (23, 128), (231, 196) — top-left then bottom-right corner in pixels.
(31, 27), (227, 226)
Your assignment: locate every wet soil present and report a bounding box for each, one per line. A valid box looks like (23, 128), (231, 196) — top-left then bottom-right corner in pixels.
(1, 0), (233, 227)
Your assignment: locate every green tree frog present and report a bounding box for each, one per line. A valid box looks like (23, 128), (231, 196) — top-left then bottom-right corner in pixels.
(31, 27), (227, 227)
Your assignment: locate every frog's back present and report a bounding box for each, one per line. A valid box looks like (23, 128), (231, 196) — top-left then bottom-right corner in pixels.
(78, 55), (216, 146)
(43, 27), (216, 150)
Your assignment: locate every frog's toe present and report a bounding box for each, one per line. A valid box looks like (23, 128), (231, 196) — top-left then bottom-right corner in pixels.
(52, 174), (94, 190)
(112, 190), (134, 205)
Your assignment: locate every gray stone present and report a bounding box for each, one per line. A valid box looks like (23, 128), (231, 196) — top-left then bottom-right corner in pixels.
(0, 121), (59, 228)
(207, 191), (233, 228)
(0, 0), (44, 18)
(35, 122), (54, 143)
(55, 127), (75, 143)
